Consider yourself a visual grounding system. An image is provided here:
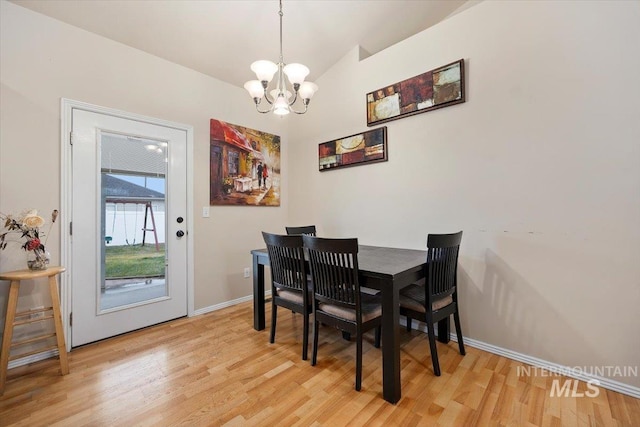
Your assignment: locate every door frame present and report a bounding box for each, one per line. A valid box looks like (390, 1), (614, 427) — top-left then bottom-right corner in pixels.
(60, 98), (195, 351)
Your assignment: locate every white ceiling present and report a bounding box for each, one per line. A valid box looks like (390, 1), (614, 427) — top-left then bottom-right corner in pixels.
(11, 0), (478, 89)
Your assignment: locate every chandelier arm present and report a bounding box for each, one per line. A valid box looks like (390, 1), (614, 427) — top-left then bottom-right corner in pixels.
(260, 81), (275, 105)
(287, 91), (299, 106)
(263, 91), (275, 105)
(255, 103), (272, 114)
(289, 102), (309, 115)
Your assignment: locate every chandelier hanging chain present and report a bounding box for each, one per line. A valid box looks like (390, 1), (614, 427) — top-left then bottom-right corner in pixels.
(243, 0), (318, 116)
(276, 0), (299, 109)
(279, 1), (283, 65)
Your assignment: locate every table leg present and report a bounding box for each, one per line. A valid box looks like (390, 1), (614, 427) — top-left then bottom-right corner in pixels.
(253, 255), (265, 331)
(437, 317), (450, 343)
(0, 281), (20, 394)
(48, 275), (69, 375)
(380, 284), (401, 404)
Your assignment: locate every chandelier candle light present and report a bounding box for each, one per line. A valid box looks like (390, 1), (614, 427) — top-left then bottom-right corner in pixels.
(244, 0), (318, 115)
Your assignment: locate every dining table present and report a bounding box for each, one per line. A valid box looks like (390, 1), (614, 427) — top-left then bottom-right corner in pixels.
(251, 244), (451, 404)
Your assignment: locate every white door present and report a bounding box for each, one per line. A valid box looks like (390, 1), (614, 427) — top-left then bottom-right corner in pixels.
(70, 108), (188, 347)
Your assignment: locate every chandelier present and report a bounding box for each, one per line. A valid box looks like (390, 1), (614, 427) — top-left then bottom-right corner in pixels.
(243, 0), (318, 115)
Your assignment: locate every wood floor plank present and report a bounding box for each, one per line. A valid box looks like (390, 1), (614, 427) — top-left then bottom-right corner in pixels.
(0, 300), (638, 426)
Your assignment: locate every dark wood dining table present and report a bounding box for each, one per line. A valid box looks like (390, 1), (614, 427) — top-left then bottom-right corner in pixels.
(251, 244), (451, 404)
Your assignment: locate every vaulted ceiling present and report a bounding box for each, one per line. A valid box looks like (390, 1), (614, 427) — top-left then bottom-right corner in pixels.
(12, 0), (479, 88)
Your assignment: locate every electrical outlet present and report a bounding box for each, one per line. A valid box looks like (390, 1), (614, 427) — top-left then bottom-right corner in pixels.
(243, 267), (251, 278)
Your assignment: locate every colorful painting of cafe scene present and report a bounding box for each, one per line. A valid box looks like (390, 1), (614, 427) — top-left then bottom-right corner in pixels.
(210, 119), (280, 206)
(319, 127), (387, 171)
(366, 59), (465, 126)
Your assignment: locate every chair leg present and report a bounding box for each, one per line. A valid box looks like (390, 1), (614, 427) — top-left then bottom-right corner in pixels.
(302, 312), (309, 360)
(311, 319), (319, 366)
(374, 326), (381, 348)
(270, 303), (277, 344)
(453, 311), (465, 356)
(356, 331), (363, 391)
(406, 317), (412, 332)
(425, 320), (441, 376)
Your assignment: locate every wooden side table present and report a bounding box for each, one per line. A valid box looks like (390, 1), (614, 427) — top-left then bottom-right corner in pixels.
(0, 266), (69, 394)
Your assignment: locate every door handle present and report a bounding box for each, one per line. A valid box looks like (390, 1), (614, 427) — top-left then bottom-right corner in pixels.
(176, 230), (185, 238)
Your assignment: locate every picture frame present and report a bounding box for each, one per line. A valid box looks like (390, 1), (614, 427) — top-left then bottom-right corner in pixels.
(366, 59), (465, 126)
(318, 126), (387, 171)
(209, 119), (281, 206)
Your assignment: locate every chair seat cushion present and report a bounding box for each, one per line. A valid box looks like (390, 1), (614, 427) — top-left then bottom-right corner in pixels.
(399, 284), (453, 313)
(276, 279), (312, 305)
(277, 289), (304, 304)
(318, 299), (382, 322)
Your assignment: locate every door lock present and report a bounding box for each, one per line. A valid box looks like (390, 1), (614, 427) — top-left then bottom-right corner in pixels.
(176, 230), (185, 237)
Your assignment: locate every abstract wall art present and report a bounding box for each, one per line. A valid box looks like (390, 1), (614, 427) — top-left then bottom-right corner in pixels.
(366, 59), (465, 126)
(318, 127), (387, 171)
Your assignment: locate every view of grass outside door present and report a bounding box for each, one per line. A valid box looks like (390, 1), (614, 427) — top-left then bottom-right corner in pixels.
(105, 243), (165, 278)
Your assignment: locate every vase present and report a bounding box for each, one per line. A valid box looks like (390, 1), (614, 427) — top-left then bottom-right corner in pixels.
(27, 248), (50, 270)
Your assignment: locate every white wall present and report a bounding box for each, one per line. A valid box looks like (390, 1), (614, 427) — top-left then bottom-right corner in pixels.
(289, 0), (640, 388)
(0, 1), (287, 322)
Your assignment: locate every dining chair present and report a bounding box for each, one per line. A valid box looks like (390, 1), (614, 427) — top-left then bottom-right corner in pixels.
(285, 225), (317, 236)
(400, 231), (465, 376)
(262, 232), (312, 360)
(302, 235), (381, 391)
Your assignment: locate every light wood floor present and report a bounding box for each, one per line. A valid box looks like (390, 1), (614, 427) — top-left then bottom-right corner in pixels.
(1, 301), (638, 426)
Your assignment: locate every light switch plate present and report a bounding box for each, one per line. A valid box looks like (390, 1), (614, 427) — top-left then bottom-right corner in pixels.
(202, 206), (210, 218)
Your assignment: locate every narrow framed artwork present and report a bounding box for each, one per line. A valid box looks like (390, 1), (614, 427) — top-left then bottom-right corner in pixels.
(319, 126), (387, 171)
(210, 119), (280, 206)
(366, 59), (465, 126)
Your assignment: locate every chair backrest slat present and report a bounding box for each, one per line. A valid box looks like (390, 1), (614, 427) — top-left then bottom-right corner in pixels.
(426, 231), (462, 301)
(303, 235), (359, 310)
(285, 225), (317, 236)
(262, 232), (306, 292)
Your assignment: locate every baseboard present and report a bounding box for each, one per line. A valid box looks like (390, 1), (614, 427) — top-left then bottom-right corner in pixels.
(401, 318), (640, 399)
(192, 291), (272, 317)
(192, 294), (253, 316)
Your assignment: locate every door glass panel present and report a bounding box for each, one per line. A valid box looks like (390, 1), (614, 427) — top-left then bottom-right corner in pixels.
(100, 133), (167, 311)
